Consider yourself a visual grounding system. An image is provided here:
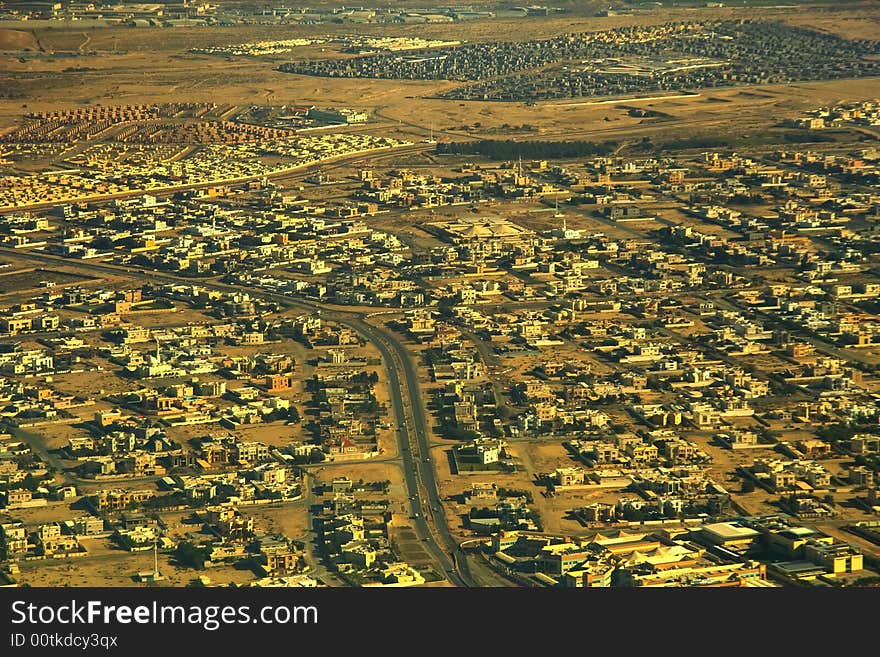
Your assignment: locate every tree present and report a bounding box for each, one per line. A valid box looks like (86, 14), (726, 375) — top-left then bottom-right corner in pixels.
(174, 541), (212, 570)
(435, 139), (616, 160)
(817, 424), (859, 443)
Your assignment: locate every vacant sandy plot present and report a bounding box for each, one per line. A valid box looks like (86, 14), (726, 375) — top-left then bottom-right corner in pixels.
(311, 461), (406, 501)
(24, 420), (90, 452)
(230, 422), (303, 447)
(686, 430), (772, 485)
(0, 268), (93, 295)
(785, 13), (880, 40)
(246, 502), (310, 541)
(0, 28), (38, 51)
(46, 366), (144, 398)
(121, 307), (206, 327)
(0, 499), (77, 527)
(13, 549), (192, 587)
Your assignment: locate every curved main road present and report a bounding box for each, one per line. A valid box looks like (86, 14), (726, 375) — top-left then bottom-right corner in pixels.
(346, 316), (476, 587)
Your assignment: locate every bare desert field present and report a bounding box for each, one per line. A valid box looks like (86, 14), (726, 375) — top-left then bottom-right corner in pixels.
(3, 3), (879, 145)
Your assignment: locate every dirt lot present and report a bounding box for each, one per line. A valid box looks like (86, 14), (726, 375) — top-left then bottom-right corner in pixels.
(0, 268), (94, 295)
(8, 499), (311, 587)
(245, 502), (310, 542)
(0, 500), (76, 527)
(44, 366), (142, 399)
(13, 545), (258, 587)
(227, 422), (304, 447)
(22, 420), (91, 451)
(311, 461), (407, 503)
(0, 28), (39, 51)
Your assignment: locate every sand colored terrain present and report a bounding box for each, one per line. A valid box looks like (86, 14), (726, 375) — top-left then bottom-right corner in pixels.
(2, 3), (879, 142)
(0, 28), (39, 51)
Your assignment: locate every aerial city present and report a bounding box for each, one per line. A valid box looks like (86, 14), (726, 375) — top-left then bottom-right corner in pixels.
(0, 0), (879, 589)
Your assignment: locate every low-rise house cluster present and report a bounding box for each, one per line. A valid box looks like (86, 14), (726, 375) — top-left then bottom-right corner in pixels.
(308, 368), (383, 461)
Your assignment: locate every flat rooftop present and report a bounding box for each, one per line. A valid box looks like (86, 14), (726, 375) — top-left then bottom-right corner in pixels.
(769, 561), (827, 575)
(701, 522), (760, 542)
(780, 526), (817, 539)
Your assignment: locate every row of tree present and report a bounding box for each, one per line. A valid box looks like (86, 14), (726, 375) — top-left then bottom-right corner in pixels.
(436, 139), (616, 160)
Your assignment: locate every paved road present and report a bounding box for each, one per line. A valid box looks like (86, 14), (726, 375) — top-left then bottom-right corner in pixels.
(346, 316), (476, 587)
